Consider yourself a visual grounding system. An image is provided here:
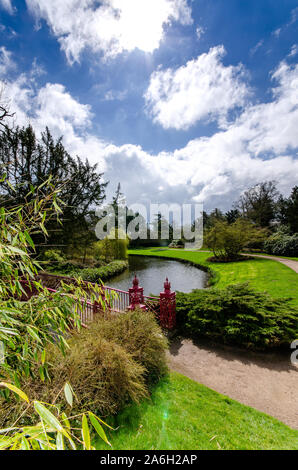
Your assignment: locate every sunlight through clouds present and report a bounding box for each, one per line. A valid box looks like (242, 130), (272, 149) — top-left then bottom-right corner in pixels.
(1, 51), (298, 210)
(26, 0), (193, 63)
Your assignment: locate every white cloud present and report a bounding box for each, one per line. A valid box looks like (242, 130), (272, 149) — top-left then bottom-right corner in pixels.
(145, 46), (250, 130)
(233, 61), (298, 155)
(26, 0), (193, 64)
(0, 71), (108, 169)
(196, 26), (205, 40)
(250, 39), (264, 57)
(0, 46), (15, 77)
(273, 28), (281, 38)
(1, 52), (297, 211)
(289, 44), (298, 57)
(103, 89), (127, 102)
(107, 57), (298, 206)
(0, 0), (14, 14)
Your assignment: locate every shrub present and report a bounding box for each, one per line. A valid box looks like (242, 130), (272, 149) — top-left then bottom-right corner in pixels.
(94, 234), (129, 263)
(71, 260), (128, 282)
(264, 231), (298, 257)
(43, 249), (65, 263)
(176, 284), (298, 349)
(205, 220), (267, 261)
(1, 336), (147, 426)
(169, 239), (185, 248)
(2, 310), (168, 425)
(94, 309), (168, 385)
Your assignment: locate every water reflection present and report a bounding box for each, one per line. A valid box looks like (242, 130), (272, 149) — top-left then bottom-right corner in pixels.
(107, 255), (207, 295)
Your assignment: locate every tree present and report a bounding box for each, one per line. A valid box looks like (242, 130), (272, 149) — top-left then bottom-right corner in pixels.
(0, 125), (107, 252)
(236, 181), (280, 228)
(151, 213), (173, 245)
(205, 219), (267, 261)
(225, 209), (240, 224)
(277, 186), (298, 234)
(0, 89), (14, 130)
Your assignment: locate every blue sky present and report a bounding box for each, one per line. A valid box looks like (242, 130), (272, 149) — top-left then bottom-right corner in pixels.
(0, 0), (297, 211)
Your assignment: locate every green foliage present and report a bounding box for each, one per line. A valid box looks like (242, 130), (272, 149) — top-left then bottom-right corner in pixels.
(264, 229), (298, 257)
(43, 249), (65, 263)
(92, 309), (169, 385)
(205, 219), (267, 261)
(71, 260), (128, 283)
(0, 125), (107, 251)
(236, 181), (279, 228)
(94, 233), (129, 263)
(9, 311), (168, 420)
(277, 186), (298, 234)
(0, 176), (107, 385)
(176, 284), (298, 349)
(0, 382), (111, 450)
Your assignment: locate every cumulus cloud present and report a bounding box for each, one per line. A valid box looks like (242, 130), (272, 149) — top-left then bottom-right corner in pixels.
(0, 0), (14, 14)
(26, 0), (193, 64)
(145, 46), (250, 130)
(1, 53), (298, 211)
(0, 71), (108, 169)
(106, 57), (298, 206)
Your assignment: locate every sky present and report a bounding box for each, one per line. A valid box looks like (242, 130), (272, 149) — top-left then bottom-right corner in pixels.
(0, 0), (297, 212)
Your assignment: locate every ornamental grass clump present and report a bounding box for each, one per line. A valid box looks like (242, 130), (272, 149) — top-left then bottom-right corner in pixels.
(95, 309), (169, 385)
(0, 310), (168, 426)
(48, 333), (148, 416)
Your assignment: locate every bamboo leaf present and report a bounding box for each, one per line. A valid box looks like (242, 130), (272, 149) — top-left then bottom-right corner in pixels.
(34, 402), (67, 437)
(27, 326), (42, 344)
(20, 437), (30, 450)
(0, 382), (30, 403)
(41, 349), (46, 365)
(56, 432), (64, 450)
(82, 414), (91, 450)
(88, 412), (111, 447)
(64, 382), (73, 408)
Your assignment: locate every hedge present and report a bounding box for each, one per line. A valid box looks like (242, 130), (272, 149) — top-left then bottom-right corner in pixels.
(70, 260), (128, 283)
(176, 283), (298, 349)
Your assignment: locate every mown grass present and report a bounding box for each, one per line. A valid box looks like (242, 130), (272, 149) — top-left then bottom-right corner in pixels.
(95, 372), (298, 450)
(244, 252), (298, 262)
(128, 248), (298, 307)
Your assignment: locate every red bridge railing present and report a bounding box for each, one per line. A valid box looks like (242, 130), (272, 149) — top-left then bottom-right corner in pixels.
(19, 273), (176, 330)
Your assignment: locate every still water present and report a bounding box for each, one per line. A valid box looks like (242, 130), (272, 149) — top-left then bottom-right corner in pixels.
(107, 255), (207, 296)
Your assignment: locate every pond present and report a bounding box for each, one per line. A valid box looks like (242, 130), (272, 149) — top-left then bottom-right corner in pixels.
(106, 255), (208, 295)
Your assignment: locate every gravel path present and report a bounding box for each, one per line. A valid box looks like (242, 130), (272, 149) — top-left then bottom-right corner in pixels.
(168, 338), (298, 429)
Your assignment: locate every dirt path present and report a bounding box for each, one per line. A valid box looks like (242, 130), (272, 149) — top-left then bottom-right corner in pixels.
(168, 338), (298, 429)
(243, 253), (298, 273)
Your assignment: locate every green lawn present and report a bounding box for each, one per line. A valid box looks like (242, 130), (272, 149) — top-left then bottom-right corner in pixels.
(95, 372), (298, 450)
(128, 248), (298, 307)
(244, 252), (298, 262)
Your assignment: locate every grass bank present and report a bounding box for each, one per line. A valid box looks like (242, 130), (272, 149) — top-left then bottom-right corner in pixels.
(244, 252), (298, 262)
(128, 248), (298, 307)
(95, 372), (298, 450)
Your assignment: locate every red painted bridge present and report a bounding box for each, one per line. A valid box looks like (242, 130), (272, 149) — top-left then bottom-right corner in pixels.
(20, 272), (176, 330)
